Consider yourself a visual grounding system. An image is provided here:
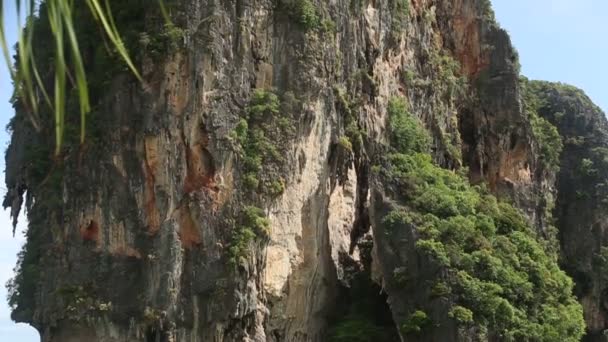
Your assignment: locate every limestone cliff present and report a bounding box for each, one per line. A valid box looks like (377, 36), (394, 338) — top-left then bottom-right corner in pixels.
(2, 0), (604, 341)
(522, 79), (608, 341)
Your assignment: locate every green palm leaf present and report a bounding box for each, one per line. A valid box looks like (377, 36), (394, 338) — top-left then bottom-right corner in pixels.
(0, 0), (167, 155)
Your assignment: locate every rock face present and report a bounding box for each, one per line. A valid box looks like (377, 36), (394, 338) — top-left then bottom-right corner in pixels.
(523, 80), (608, 341)
(2, 0), (605, 341)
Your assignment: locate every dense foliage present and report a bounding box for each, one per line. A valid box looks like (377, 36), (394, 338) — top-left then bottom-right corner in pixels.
(520, 78), (564, 172)
(388, 98), (430, 154)
(379, 97), (585, 340)
(401, 310), (431, 334)
(227, 89), (298, 265)
(232, 89), (296, 197)
(290, 0), (321, 30)
(227, 206), (270, 266)
(327, 274), (399, 342)
(521, 78), (604, 121)
(3, 0), (186, 155)
(522, 78), (608, 205)
(389, 0), (410, 43)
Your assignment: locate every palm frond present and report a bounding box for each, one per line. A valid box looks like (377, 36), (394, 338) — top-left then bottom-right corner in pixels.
(46, 0), (67, 156)
(58, 0), (90, 145)
(1, 0), (165, 155)
(0, 2), (13, 78)
(85, 0), (141, 80)
(6, 0), (43, 131)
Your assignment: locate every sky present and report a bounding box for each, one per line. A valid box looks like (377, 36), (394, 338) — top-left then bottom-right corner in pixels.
(492, 0), (608, 112)
(0, 1), (607, 341)
(0, 3), (41, 342)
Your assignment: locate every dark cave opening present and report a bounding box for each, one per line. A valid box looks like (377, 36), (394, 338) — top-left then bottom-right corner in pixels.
(327, 269), (400, 342)
(145, 327), (169, 342)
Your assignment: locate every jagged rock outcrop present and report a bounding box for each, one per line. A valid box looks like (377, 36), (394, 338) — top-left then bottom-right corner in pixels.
(523, 80), (608, 341)
(2, 0), (603, 341)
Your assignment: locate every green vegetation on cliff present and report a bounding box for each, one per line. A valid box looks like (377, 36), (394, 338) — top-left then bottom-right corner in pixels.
(4, 1), (187, 324)
(378, 97), (585, 340)
(328, 273), (400, 342)
(401, 310), (431, 334)
(388, 98), (430, 154)
(521, 78), (564, 172)
(521, 79), (608, 338)
(228, 206), (270, 266)
(227, 89), (298, 265)
(233, 89), (296, 197)
(290, 0), (321, 30)
(2, 0), (185, 156)
(389, 0), (410, 43)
